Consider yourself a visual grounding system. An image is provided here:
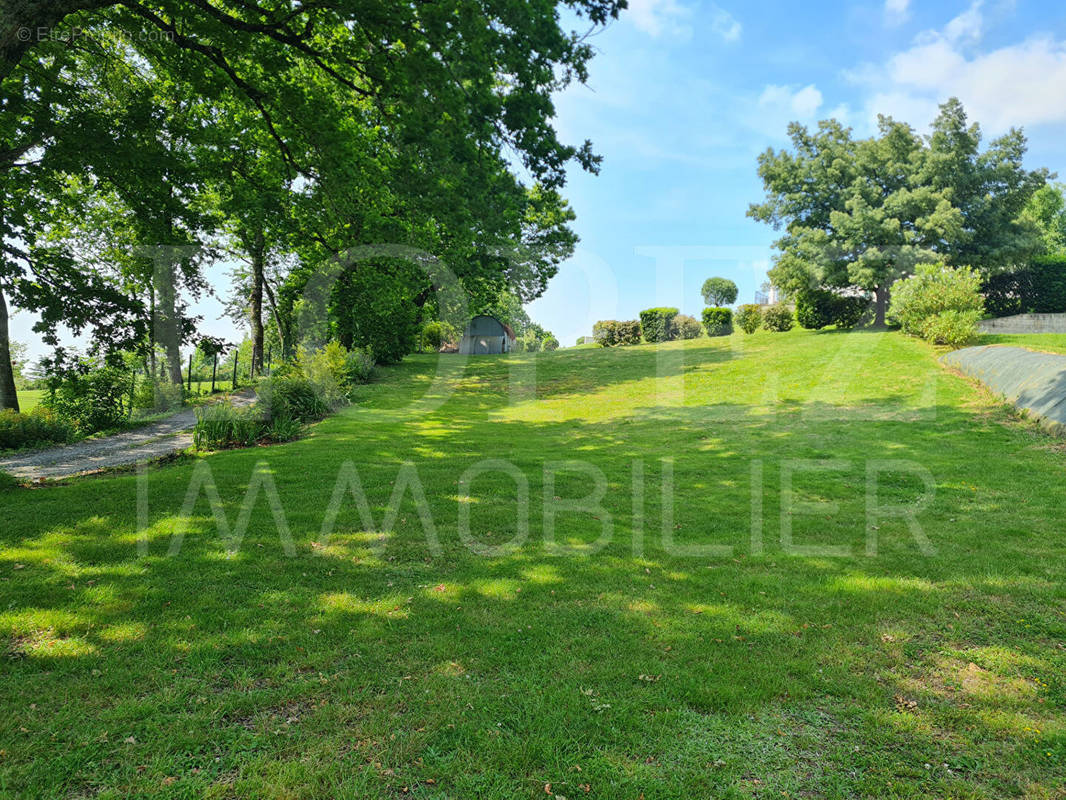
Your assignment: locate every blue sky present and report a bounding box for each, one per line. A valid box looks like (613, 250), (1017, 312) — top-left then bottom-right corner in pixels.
(12, 0), (1066, 358)
(528, 0), (1066, 344)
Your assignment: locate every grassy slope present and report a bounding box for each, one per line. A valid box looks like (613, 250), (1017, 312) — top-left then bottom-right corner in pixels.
(1, 329), (1064, 799)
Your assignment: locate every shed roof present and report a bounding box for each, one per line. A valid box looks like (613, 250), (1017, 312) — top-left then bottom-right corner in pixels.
(464, 315), (515, 340)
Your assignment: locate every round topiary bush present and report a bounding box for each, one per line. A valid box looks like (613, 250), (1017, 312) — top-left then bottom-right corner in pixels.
(762, 304), (794, 332)
(701, 307), (733, 337)
(734, 304), (763, 334)
(672, 314), (703, 339)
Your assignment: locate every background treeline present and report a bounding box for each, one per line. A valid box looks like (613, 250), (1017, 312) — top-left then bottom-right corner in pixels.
(0, 0), (624, 442)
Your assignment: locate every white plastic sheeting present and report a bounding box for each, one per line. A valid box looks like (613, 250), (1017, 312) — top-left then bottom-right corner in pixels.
(942, 345), (1066, 431)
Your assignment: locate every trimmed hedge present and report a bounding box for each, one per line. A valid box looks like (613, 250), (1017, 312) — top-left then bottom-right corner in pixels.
(592, 319), (641, 347)
(672, 314), (703, 339)
(796, 289), (871, 330)
(701, 307), (733, 337)
(762, 304), (794, 332)
(639, 307), (679, 343)
(735, 304), (763, 334)
(982, 256), (1066, 317)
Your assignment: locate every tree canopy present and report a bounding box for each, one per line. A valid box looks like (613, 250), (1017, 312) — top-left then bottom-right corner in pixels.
(748, 98), (1049, 324)
(701, 277), (738, 307)
(0, 0), (626, 410)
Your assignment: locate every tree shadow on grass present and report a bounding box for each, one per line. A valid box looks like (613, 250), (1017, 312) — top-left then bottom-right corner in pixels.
(1, 389), (1064, 796)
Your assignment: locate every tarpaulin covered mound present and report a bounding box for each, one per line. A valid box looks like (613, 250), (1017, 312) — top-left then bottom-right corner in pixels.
(942, 345), (1066, 431)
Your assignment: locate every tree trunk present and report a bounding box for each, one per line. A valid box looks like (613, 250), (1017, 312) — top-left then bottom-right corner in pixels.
(0, 283), (20, 412)
(0, 0), (111, 83)
(263, 278), (289, 360)
(152, 253), (184, 386)
(249, 229), (265, 377)
(873, 285), (889, 328)
(148, 286), (157, 380)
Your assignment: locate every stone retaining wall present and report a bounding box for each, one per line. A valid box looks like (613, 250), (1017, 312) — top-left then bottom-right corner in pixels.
(977, 313), (1066, 334)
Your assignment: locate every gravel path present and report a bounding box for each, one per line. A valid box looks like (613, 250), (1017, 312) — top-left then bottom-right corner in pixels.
(0, 392), (257, 481)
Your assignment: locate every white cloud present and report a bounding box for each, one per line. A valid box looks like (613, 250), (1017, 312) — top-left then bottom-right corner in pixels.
(625, 1), (739, 43)
(626, 0), (692, 39)
(759, 84), (824, 118)
(943, 0), (984, 44)
(711, 6), (742, 43)
(884, 0), (911, 26)
(848, 2), (1066, 133)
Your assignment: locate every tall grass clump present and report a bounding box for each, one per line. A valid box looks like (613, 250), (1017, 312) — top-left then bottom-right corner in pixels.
(0, 407), (75, 451)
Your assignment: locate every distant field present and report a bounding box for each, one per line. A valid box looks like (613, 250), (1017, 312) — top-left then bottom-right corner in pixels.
(15, 389), (44, 412)
(187, 379), (237, 396)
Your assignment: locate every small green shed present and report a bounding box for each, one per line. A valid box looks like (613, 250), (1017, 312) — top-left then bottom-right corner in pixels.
(458, 315), (516, 354)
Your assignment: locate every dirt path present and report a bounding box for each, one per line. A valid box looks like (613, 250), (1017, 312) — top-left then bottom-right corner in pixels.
(0, 392), (256, 481)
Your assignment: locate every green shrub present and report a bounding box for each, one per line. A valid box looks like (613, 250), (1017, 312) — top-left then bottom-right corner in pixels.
(920, 309), (983, 347)
(834, 295), (871, 329)
(331, 265), (419, 365)
(762, 304), (794, 332)
(305, 341), (352, 407)
(193, 403), (266, 450)
(345, 347), (374, 384)
(796, 289), (872, 330)
(890, 263), (984, 347)
(256, 375), (330, 422)
(542, 335), (559, 352)
(42, 359), (134, 434)
(735, 304), (763, 334)
(0, 407), (75, 451)
(795, 290), (837, 330)
(701, 307), (733, 337)
(672, 314), (703, 339)
(639, 307), (679, 343)
(0, 470), (20, 492)
(593, 320), (641, 347)
(593, 320), (616, 345)
(617, 320), (641, 345)
(266, 413), (302, 443)
(422, 321), (446, 351)
(133, 379), (185, 412)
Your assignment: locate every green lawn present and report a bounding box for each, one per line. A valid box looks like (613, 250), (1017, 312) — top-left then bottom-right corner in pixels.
(978, 332), (1066, 355)
(2, 329), (1064, 798)
(15, 389), (44, 413)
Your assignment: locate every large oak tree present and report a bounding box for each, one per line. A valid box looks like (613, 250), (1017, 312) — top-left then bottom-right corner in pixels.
(749, 99), (1048, 326)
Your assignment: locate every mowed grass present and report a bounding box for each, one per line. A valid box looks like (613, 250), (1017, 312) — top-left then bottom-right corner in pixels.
(14, 389), (44, 413)
(979, 332), (1066, 355)
(1, 329), (1064, 799)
